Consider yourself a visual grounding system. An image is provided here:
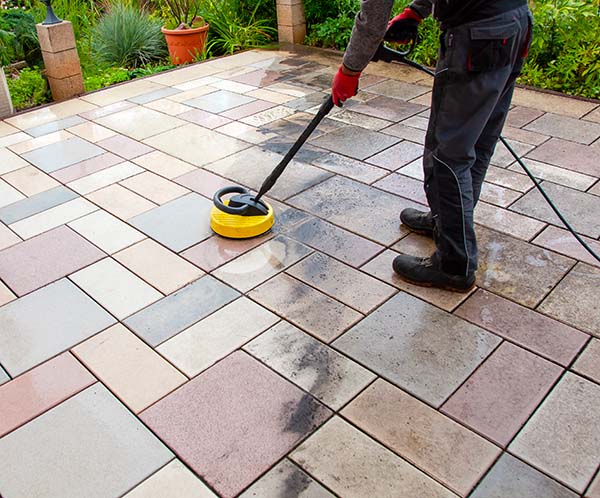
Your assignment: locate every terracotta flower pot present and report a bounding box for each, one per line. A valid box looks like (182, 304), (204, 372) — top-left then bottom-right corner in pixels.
(162, 24), (209, 65)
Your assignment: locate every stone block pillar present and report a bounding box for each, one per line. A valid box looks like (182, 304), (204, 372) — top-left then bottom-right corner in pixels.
(276, 0), (306, 44)
(0, 69), (13, 118)
(36, 21), (84, 102)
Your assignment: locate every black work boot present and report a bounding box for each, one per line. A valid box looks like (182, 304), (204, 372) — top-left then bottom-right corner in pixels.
(400, 208), (434, 237)
(392, 253), (475, 293)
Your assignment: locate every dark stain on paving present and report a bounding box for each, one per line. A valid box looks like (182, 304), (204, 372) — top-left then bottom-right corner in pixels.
(281, 466), (313, 497)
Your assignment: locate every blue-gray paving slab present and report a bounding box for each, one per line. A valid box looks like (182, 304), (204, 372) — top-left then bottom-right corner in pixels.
(333, 292), (501, 407)
(128, 87), (182, 104)
(0, 279), (116, 376)
(0, 384), (173, 498)
(25, 115), (86, 138)
(22, 137), (105, 173)
(0, 186), (79, 225)
(185, 90), (255, 113)
(470, 454), (578, 498)
(129, 193), (213, 252)
(0, 364), (9, 385)
(125, 275), (239, 347)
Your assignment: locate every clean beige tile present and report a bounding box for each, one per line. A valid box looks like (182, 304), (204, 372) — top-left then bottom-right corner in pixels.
(70, 258), (162, 320)
(120, 172), (189, 204)
(68, 162), (143, 195)
(67, 122), (118, 143)
(132, 151), (196, 179)
(291, 417), (456, 498)
(215, 121), (277, 144)
(0, 179), (25, 208)
(343, 379), (500, 496)
(246, 88), (296, 104)
(5, 99), (96, 130)
(0, 121), (20, 138)
(81, 79), (166, 106)
(0, 131), (30, 148)
(0, 148), (29, 175)
(87, 184), (157, 220)
(144, 98), (191, 116)
(0, 222), (20, 250)
(124, 460), (217, 497)
(211, 79), (257, 94)
(73, 324), (186, 413)
(158, 297), (278, 377)
(0, 280), (16, 306)
(9, 198), (98, 239)
(96, 106), (186, 141)
(114, 238), (203, 294)
(8, 130), (73, 154)
(68, 210), (145, 254)
(2, 166), (60, 197)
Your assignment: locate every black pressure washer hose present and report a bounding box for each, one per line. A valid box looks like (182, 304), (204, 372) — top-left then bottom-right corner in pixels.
(372, 43), (600, 263)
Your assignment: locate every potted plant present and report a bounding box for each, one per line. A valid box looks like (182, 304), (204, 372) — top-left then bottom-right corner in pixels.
(161, 0), (209, 65)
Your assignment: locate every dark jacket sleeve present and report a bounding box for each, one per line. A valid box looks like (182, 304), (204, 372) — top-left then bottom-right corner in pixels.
(410, 0), (433, 19)
(342, 0), (395, 72)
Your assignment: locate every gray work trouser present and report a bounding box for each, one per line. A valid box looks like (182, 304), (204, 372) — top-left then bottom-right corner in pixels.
(424, 5), (532, 276)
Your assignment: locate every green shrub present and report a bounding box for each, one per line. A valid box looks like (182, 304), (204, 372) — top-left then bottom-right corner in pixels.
(83, 66), (130, 92)
(0, 9), (40, 66)
(23, 0), (99, 40)
(91, 2), (168, 68)
(6, 67), (50, 110)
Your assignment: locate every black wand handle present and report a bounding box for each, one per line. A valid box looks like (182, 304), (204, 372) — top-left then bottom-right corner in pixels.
(254, 95), (335, 202)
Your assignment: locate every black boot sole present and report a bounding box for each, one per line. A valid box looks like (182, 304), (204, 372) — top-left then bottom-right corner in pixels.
(395, 273), (476, 293)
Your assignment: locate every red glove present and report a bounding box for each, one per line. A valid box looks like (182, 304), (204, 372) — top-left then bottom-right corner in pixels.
(331, 66), (361, 107)
(385, 7), (422, 44)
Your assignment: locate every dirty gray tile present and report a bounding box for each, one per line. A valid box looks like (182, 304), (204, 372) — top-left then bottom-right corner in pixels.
(373, 173), (428, 204)
(526, 138), (600, 177)
(260, 136), (330, 164)
(0, 185), (78, 225)
(239, 459), (335, 498)
(0, 279), (116, 376)
(26, 115), (86, 138)
(311, 126), (399, 161)
(366, 140), (424, 171)
(509, 159), (597, 191)
(311, 152), (388, 184)
(479, 182), (523, 207)
(129, 193), (213, 251)
(285, 92), (332, 111)
(511, 182), (600, 238)
(366, 79), (431, 100)
(510, 373), (600, 493)
(250, 273), (363, 343)
(573, 339), (600, 384)
(538, 263), (600, 336)
(287, 252), (396, 313)
(124, 275), (239, 347)
(476, 227), (575, 308)
(491, 139), (534, 167)
(470, 453), (578, 498)
(286, 217), (384, 267)
(206, 147), (331, 201)
(22, 137), (105, 173)
(213, 235), (312, 293)
(289, 176), (419, 245)
(0, 384), (172, 498)
(334, 292), (501, 407)
(327, 109), (393, 131)
(380, 122), (426, 144)
(185, 90), (254, 113)
(525, 112), (600, 145)
(348, 95), (427, 122)
(506, 106), (545, 128)
(129, 87), (181, 104)
(245, 321), (376, 410)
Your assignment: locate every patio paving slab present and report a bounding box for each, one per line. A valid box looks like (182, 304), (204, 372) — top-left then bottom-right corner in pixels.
(97, 134), (154, 160)
(131, 150), (196, 179)
(374, 173), (428, 204)
(538, 262), (600, 336)
(141, 351), (331, 498)
(124, 275), (239, 347)
(245, 321), (376, 410)
(67, 161), (142, 195)
(470, 453), (578, 498)
(21, 136), (104, 173)
(0, 222), (20, 251)
(2, 165), (59, 197)
(474, 202), (546, 241)
(510, 372), (600, 493)
(0, 352), (95, 438)
(157, 297), (278, 377)
(367, 140), (424, 170)
(573, 338), (600, 384)
(348, 95), (427, 122)
(87, 183), (157, 220)
(334, 292), (500, 406)
(0, 225), (104, 296)
(343, 379), (500, 496)
(509, 159), (597, 191)
(525, 137), (600, 177)
(0, 364), (8, 385)
(524, 112), (600, 145)
(0, 281), (15, 306)
(533, 225), (600, 268)
(0, 384), (172, 498)
(0, 178), (24, 207)
(185, 90), (255, 113)
(311, 151), (388, 183)
(441, 342), (562, 447)
(311, 126), (399, 161)
(0, 278), (115, 376)
(291, 417), (456, 498)
(67, 121), (118, 143)
(51, 152), (123, 183)
(96, 106), (186, 141)
(588, 475), (600, 498)
(120, 171), (190, 205)
(73, 324), (187, 413)
(26, 115), (86, 138)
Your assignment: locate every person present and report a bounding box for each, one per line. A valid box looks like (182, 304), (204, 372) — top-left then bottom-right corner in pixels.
(331, 0), (532, 292)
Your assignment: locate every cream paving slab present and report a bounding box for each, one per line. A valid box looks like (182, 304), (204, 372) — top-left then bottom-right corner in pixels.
(87, 184), (157, 220)
(143, 98), (191, 116)
(474, 202), (546, 241)
(114, 238), (204, 294)
(26, 115), (86, 138)
(5, 98), (97, 130)
(215, 121), (278, 144)
(478, 182), (522, 208)
(511, 88), (597, 118)
(96, 106), (186, 141)
(245, 321), (376, 410)
(510, 372), (600, 493)
(0, 179), (25, 208)
(79, 101), (136, 120)
(573, 338), (600, 384)
(73, 324), (187, 413)
(246, 88), (297, 104)
(0, 384), (173, 498)
(120, 171), (190, 204)
(0, 121), (20, 137)
(588, 474), (600, 498)
(51, 152), (122, 183)
(68, 210), (145, 254)
(343, 379), (500, 497)
(124, 460), (217, 498)
(158, 297), (279, 377)
(0, 222), (20, 250)
(291, 417), (457, 498)
(0, 147), (30, 174)
(173, 75), (220, 91)
(147, 62), (224, 86)
(70, 258), (163, 320)
(80, 79), (167, 106)
(211, 79), (257, 94)
(131, 150), (196, 179)
(9, 197), (98, 239)
(67, 161), (143, 195)
(0, 131), (30, 148)
(2, 165), (60, 196)
(67, 121), (118, 143)
(143, 123), (251, 167)
(8, 129), (72, 154)
(167, 85), (219, 103)
(0, 280), (16, 306)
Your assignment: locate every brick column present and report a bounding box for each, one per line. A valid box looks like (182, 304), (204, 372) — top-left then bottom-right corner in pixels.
(276, 0), (306, 44)
(0, 69), (13, 118)
(36, 21), (84, 102)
